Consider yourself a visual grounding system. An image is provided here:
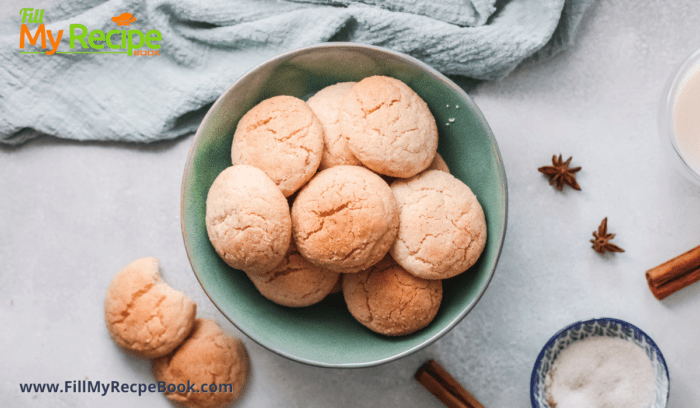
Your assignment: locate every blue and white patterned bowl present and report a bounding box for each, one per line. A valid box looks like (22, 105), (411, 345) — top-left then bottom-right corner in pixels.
(530, 318), (670, 408)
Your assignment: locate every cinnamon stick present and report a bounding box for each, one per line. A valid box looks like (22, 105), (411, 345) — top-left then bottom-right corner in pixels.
(646, 245), (700, 300)
(414, 359), (484, 408)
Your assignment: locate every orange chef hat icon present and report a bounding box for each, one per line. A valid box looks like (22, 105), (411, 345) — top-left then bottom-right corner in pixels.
(111, 13), (136, 26)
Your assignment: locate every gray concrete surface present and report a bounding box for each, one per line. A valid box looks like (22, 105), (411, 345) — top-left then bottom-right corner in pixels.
(2, 0), (699, 407)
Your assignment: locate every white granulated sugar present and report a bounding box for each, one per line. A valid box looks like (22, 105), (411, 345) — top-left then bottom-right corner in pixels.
(545, 337), (655, 408)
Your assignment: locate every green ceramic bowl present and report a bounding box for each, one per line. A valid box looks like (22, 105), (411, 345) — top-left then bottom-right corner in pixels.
(181, 43), (507, 368)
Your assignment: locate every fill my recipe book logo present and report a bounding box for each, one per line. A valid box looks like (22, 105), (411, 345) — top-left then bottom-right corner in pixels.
(18, 8), (161, 56)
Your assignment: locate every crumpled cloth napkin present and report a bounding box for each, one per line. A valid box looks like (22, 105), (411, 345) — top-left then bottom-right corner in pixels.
(0, 0), (594, 145)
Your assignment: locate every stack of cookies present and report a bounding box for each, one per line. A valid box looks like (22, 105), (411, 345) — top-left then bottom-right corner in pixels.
(104, 258), (249, 408)
(206, 76), (487, 337)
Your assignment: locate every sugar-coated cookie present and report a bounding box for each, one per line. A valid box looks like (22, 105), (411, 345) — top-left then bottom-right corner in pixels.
(380, 153), (448, 187)
(428, 153), (450, 173)
(306, 82), (361, 170)
(291, 165), (399, 274)
(152, 319), (249, 408)
(390, 170), (486, 280)
(231, 95), (324, 197)
(247, 241), (340, 307)
(206, 165), (291, 275)
(343, 256), (442, 336)
(104, 257), (197, 358)
(340, 76), (438, 178)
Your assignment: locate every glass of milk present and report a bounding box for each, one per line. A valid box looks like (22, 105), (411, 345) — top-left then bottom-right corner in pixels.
(660, 48), (700, 186)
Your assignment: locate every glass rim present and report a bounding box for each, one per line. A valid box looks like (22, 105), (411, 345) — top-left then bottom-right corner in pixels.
(661, 47), (700, 183)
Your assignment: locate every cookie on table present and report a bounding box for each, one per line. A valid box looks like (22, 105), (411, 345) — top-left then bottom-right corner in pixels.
(340, 76), (438, 178)
(247, 241), (340, 307)
(291, 165), (399, 274)
(343, 256), (442, 336)
(152, 319), (249, 408)
(390, 170), (486, 280)
(306, 82), (361, 170)
(206, 165), (291, 275)
(104, 257), (197, 358)
(231, 95), (324, 197)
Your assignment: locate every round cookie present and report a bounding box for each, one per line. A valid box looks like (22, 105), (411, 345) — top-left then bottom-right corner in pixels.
(343, 257), (442, 336)
(291, 165), (399, 274)
(339, 76), (438, 178)
(247, 242), (340, 307)
(306, 82), (361, 170)
(390, 170), (487, 280)
(206, 165), (291, 275)
(427, 153), (450, 173)
(152, 319), (249, 408)
(104, 257), (197, 358)
(231, 95), (324, 197)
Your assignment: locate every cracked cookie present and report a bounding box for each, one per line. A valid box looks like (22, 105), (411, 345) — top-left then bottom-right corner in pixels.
(104, 257), (197, 358)
(246, 241), (340, 307)
(390, 170), (487, 280)
(342, 256), (442, 336)
(152, 319), (249, 408)
(306, 82), (361, 170)
(231, 95), (324, 197)
(339, 76), (438, 178)
(291, 165), (399, 274)
(206, 165), (291, 276)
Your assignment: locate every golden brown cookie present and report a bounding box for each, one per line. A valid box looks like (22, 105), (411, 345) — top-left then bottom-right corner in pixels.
(390, 170), (486, 280)
(291, 165), (399, 274)
(104, 258), (197, 358)
(343, 258), (442, 336)
(427, 153), (450, 173)
(231, 95), (324, 197)
(379, 153), (448, 186)
(306, 82), (361, 170)
(206, 165), (291, 275)
(339, 76), (438, 178)
(247, 242), (340, 307)
(152, 319), (249, 408)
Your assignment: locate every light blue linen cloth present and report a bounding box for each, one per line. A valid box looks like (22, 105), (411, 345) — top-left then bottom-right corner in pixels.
(0, 0), (595, 144)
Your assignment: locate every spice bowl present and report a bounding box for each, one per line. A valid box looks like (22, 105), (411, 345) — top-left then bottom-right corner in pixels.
(530, 318), (669, 408)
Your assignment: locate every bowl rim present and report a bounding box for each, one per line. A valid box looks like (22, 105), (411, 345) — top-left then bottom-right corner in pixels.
(180, 42), (509, 368)
(529, 317), (670, 408)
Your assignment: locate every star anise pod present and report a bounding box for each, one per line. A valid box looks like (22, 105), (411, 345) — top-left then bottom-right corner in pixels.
(538, 154), (581, 191)
(590, 217), (625, 254)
